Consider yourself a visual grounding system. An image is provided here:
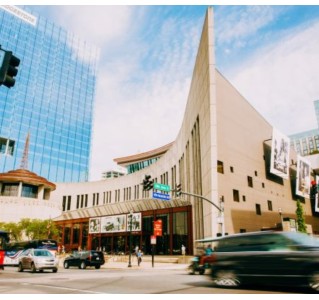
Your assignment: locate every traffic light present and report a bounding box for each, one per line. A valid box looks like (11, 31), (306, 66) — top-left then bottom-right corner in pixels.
(176, 183), (182, 197)
(142, 175), (153, 191)
(0, 47), (20, 88)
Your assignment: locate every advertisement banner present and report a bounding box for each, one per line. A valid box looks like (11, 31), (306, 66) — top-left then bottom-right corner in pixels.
(101, 215), (126, 233)
(270, 127), (290, 179)
(127, 212), (142, 231)
(89, 217), (101, 234)
(296, 155), (311, 198)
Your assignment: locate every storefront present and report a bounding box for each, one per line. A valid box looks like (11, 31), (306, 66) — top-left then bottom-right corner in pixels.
(55, 205), (193, 255)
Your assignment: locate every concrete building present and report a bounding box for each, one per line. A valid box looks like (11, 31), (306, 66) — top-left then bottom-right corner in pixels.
(0, 5), (99, 182)
(51, 8), (319, 255)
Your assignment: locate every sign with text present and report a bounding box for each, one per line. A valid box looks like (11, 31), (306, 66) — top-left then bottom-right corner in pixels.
(153, 191), (170, 201)
(153, 219), (162, 236)
(153, 182), (170, 192)
(150, 235), (156, 245)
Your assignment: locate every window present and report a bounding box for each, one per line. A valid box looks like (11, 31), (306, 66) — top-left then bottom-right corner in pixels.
(1, 183), (19, 196)
(230, 166), (234, 173)
(217, 161), (224, 174)
(256, 204), (261, 215)
(21, 184), (38, 198)
(233, 189), (240, 202)
(262, 182), (265, 188)
(255, 171), (258, 176)
(242, 195), (246, 202)
(0, 137), (15, 156)
(247, 176), (253, 188)
(267, 200), (273, 211)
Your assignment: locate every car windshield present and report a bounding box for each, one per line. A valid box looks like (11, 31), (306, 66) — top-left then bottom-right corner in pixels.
(283, 232), (319, 247)
(34, 250), (52, 257)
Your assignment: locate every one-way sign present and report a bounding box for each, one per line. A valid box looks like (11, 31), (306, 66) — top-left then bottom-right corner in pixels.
(152, 191), (170, 201)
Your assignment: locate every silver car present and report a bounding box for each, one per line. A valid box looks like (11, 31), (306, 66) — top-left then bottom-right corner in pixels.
(18, 248), (59, 273)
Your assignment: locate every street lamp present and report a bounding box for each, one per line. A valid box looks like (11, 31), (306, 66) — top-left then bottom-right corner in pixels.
(219, 197), (225, 236)
(278, 208), (283, 230)
(128, 210), (133, 268)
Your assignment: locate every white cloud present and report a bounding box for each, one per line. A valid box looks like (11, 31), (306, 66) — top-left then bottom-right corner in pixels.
(88, 7), (202, 181)
(229, 20), (319, 136)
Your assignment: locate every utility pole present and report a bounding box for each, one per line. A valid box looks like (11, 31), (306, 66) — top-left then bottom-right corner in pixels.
(173, 189), (225, 236)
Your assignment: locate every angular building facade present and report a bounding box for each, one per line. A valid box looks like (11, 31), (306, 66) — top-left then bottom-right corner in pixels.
(0, 5), (99, 182)
(51, 8), (319, 255)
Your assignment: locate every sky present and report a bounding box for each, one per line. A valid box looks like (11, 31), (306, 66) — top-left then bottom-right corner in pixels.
(19, 2), (319, 181)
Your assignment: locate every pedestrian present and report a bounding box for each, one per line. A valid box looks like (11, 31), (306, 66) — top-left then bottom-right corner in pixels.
(205, 244), (213, 256)
(137, 249), (143, 266)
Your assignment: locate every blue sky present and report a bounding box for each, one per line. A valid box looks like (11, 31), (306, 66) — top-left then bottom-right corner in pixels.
(20, 3), (319, 180)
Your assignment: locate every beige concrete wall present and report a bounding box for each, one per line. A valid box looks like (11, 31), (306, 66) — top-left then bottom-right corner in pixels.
(0, 196), (61, 222)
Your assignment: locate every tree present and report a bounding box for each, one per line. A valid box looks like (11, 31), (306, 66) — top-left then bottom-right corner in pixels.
(296, 200), (307, 233)
(0, 218), (60, 242)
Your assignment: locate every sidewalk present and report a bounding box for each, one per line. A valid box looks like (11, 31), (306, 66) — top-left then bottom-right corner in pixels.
(103, 260), (189, 270)
(58, 254), (191, 270)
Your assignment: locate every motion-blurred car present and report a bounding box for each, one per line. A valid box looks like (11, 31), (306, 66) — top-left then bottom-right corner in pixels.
(208, 231), (319, 292)
(18, 248), (59, 273)
(63, 250), (105, 269)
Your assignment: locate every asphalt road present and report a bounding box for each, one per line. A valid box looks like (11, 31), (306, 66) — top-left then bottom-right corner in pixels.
(0, 265), (312, 295)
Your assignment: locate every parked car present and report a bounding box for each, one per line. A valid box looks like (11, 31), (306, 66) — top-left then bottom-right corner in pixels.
(208, 231), (319, 292)
(63, 250), (105, 269)
(18, 248), (59, 273)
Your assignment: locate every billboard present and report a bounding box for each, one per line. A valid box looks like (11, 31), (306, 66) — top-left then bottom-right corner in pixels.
(127, 212), (142, 231)
(89, 217), (101, 234)
(101, 215), (126, 233)
(296, 155), (311, 198)
(270, 128), (290, 179)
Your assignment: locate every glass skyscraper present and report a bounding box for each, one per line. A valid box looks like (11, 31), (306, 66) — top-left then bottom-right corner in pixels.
(290, 100), (319, 156)
(0, 5), (99, 182)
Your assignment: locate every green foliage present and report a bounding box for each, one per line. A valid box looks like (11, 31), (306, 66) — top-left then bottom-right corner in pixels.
(0, 218), (60, 242)
(296, 200), (307, 233)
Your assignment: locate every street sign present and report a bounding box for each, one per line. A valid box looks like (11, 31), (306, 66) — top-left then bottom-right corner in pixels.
(153, 182), (170, 192)
(150, 235), (156, 244)
(152, 191), (170, 201)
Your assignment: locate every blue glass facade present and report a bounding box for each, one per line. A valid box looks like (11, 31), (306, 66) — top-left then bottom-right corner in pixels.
(290, 100), (319, 156)
(0, 6), (99, 182)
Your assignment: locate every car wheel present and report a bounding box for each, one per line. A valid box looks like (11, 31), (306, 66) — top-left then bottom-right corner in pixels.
(309, 271), (319, 292)
(64, 261), (69, 269)
(52, 268), (58, 273)
(213, 269), (241, 287)
(80, 261), (86, 269)
(95, 265), (101, 269)
(18, 262), (23, 272)
(31, 263), (37, 273)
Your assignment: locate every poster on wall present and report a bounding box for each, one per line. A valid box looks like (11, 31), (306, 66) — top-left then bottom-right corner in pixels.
(127, 212), (142, 231)
(315, 176), (319, 212)
(101, 215), (126, 233)
(270, 127), (290, 179)
(89, 217), (101, 234)
(296, 155), (311, 198)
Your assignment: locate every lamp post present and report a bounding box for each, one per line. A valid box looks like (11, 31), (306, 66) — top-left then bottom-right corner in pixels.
(128, 211), (133, 268)
(219, 197), (225, 236)
(278, 208), (283, 230)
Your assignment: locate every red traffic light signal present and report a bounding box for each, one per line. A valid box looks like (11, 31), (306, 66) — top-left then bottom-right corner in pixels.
(0, 47), (20, 88)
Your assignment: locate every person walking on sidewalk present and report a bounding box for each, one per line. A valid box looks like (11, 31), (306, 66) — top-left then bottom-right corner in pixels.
(137, 249), (143, 266)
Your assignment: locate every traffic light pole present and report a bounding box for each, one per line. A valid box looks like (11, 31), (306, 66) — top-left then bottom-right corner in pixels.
(174, 190), (225, 236)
